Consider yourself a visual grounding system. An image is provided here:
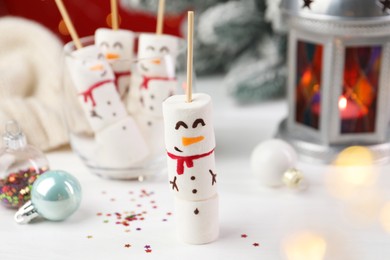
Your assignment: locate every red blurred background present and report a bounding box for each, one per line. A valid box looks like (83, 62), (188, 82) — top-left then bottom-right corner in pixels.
(0, 0), (184, 43)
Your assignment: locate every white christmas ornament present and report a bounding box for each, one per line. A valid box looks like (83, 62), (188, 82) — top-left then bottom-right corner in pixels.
(95, 28), (135, 100)
(250, 139), (298, 187)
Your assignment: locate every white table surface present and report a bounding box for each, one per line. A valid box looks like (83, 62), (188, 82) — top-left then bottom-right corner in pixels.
(1, 76), (390, 260)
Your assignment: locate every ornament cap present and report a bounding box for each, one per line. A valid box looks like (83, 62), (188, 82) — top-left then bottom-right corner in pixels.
(282, 168), (308, 190)
(14, 200), (39, 224)
(2, 120), (27, 150)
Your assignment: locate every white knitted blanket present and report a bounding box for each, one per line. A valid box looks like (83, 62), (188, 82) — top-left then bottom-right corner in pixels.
(0, 17), (68, 151)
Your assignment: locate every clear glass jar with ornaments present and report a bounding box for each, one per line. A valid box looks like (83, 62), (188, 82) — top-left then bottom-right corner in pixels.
(62, 33), (189, 180)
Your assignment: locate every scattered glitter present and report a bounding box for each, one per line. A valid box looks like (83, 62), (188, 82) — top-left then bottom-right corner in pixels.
(241, 234), (247, 238)
(167, 212), (172, 216)
(145, 249), (152, 253)
(253, 243), (260, 247)
(87, 235), (93, 239)
(124, 229), (131, 233)
(136, 228), (141, 231)
(153, 206), (158, 209)
(101, 191), (107, 194)
(96, 213), (102, 216)
(162, 219), (167, 222)
(124, 244), (131, 248)
(144, 245), (151, 249)
(110, 198), (116, 202)
(103, 220), (109, 223)
(0, 167), (47, 208)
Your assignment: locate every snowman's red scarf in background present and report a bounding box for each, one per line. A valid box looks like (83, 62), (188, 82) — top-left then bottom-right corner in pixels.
(167, 149), (215, 175)
(79, 79), (114, 107)
(114, 71), (131, 91)
(140, 76), (176, 90)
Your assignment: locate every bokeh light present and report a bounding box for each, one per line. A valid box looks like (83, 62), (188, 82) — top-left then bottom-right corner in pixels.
(380, 202), (390, 233)
(282, 231), (327, 260)
(326, 146), (376, 200)
(106, 13), (122, 28)
(58, 19), (69, 36)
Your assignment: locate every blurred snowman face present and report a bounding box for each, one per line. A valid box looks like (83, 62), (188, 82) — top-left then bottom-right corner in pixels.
(95, 28), (135, 62)
(66, 45), (114, 90)
(163, 94), (215, 156)
(137, 33), (179, 78)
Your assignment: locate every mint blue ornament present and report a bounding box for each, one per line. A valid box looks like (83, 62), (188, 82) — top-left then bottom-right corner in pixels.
(15, 170), (82, 223)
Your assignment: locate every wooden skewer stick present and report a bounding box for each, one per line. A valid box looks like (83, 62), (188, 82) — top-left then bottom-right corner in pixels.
(54, 0), (82, 50)
(186, 11), (194, 103)
(111, 0), (119, 30)
(156, 0), (165, 35)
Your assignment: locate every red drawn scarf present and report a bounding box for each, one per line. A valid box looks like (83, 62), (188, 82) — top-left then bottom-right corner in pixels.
(167, 149), (215, 175)
(140, 76), (176, 90)
(114, 71), (132, 91)
(79, 79), (114, 107)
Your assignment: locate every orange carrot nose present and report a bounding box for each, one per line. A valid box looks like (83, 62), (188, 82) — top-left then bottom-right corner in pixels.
(89, 64), (104, 71)
(151, 59), (161, 65)
(106, 53), (120, 60)
(182, 136), (205, 146)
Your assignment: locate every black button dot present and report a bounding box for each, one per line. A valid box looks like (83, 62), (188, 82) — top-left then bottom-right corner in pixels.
(194, 208), (199, 215)
(113, 112), (116, 117)
(192, 189), (197, 194)
(122, 126), (127, 130)
(149, 106), (154, 111)
(191, 176), (196, 181)
(150, 94), (155, 99)
(107, 101), (111, 105)
(147, 121), (152, 126)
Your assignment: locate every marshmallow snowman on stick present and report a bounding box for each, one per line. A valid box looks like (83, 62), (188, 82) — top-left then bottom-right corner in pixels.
(134, 0), (180, 157)
(162, 11), (219, 244)
(95, 0), (135, 102)
(56, 0), (149, 169)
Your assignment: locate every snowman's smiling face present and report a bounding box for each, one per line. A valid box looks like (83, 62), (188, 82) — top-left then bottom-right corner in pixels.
(67, 45), (114, 90)
(163, 94), (216, 157)
(137, 33), (178, 78)
(95, 28), (134, 62)
(174, 118), (206, 153)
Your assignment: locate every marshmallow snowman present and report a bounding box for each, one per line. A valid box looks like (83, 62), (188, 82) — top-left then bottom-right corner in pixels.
(163, 93), (219, 244)
(66, 45), (150, 170)
(65, 45), (128, 132)
(95, 28), (135, 102)
(134, 33), (180, 156)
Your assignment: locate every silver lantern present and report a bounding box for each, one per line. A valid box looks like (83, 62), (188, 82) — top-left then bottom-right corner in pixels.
(278, 0), (390, 163)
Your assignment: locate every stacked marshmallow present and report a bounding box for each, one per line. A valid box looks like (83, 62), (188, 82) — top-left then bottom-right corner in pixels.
(133, 33), (179, 157)
(65, 45), (149, 170)
(163, 93), (219, 244)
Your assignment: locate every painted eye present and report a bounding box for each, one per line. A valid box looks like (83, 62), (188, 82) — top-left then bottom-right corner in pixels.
(175, 121), (188, 130)
(160, 46), (169, 53)
(192, 119), (205, 128)
(97, 53), (105, 60)
(146, 46), (155, 51)
(113, 42), (123, 49)
(100, 42), (109, 49)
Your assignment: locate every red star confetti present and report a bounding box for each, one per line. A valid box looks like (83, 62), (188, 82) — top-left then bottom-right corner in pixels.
(124, 244), (131, 248)
(253, 243), (260, 247)
(241, 234), (247, 238)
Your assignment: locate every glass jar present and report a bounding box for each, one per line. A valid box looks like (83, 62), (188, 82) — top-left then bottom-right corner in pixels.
(62, 34), (187, 180)
(0, 121), (49, 208)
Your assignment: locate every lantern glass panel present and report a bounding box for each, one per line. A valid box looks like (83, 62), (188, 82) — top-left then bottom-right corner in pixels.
(340, 46), (382, 134)
(295, 41), (323, 130)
